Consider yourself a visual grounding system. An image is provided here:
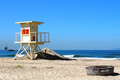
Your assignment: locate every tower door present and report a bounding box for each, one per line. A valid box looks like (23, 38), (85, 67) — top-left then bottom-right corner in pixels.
(22, 35), (30, 42)
(21, 28), (30, 42)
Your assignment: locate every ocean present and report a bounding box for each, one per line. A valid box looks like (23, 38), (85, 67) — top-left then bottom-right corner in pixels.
(0, 50), (120, 60)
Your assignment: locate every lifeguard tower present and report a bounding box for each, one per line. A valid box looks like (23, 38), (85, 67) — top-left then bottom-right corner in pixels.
(14, 21), (50, 60)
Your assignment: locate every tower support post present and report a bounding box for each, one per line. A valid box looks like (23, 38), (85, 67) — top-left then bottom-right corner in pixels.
(14, 43), (40, 60)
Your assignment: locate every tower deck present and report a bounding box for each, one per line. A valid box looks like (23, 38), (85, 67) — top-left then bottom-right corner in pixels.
(14, 32), (50, 45)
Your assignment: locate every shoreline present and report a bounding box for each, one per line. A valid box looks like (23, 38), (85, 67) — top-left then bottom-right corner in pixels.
(0, 58), (120, 80)
(73, 57), (118, 60)
(0, 57), (119, 60)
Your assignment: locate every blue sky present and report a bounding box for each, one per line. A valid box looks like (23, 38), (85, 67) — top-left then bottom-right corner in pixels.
(0, 0), (120, 50)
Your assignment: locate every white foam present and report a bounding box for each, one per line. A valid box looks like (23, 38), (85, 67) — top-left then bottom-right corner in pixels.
(64, 55), (119, 60)
(73, 57), (117, 60)
(115, 58), (120, 60)
(63, 55), (74, 58)
(16, 55), (24, 57)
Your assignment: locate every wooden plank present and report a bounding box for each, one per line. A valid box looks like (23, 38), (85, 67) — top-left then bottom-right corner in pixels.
(14, 46), (22, 59)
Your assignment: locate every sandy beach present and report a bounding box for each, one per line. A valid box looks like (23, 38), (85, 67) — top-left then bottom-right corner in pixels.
(0, 58), (120, 80)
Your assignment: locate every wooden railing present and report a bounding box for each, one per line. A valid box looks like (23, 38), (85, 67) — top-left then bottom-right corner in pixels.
(38, 32), (50, 42)
(15, 32), (50, 43)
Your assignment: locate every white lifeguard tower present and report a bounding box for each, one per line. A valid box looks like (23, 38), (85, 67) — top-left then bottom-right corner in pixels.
(14, 21), (50, 60)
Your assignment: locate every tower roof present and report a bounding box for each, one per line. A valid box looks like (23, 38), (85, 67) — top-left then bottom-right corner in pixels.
(15, 21), (44, 25)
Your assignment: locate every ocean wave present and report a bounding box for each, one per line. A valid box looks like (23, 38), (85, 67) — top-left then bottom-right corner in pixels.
(110, 54), (120, 56)
(73, 55), (91, 57)
(0, 54), (15, 57)
(63, 55), (74, 58)
(63, 55), (91, 58)
(63, 55), (119, 60)
(103, 55), (118, 58)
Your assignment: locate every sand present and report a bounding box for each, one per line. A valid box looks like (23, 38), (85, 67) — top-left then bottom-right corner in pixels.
(0, 58), (120, 80)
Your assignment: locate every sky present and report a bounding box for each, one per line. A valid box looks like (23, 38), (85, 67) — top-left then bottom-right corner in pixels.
(0, 0), (120, 50)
